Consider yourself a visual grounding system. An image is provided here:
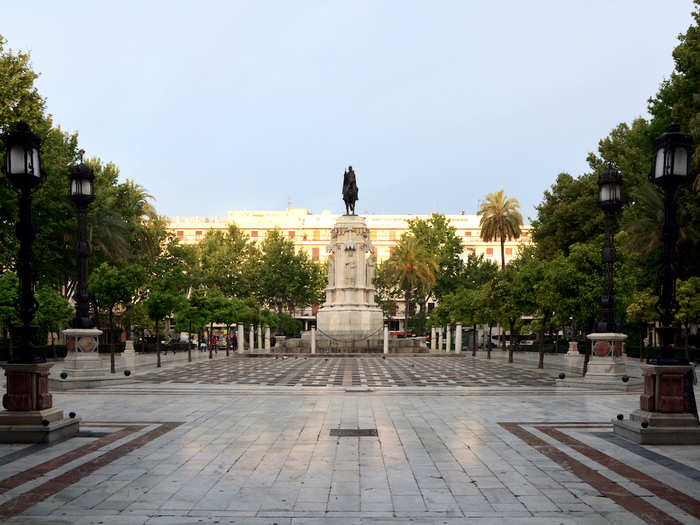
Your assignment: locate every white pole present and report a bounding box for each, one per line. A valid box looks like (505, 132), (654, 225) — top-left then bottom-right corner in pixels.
(446, 325), (451, 353)
(430, 327), (436, 351)
(249, 325), (254, 352)
(455, 323), (462, 354)
(438, 327), (443, 352)
(311, 327), (317, 354)
(383, 325), (389, 354)
(257, 325), (262, 350)
(264, 325), (271, 351)
(237, 323), (245, 353)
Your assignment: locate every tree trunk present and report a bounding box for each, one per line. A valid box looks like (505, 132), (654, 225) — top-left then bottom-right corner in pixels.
(500, 236), (505, 270)
(404, 291), (410, 337)
(209, 322), (213, 359)
(583, 339), (591, 375)
(126, 303), (132, 342)
(507, 323), (513, 363)
(156, 318), (161, 368)
(109, 307), (115, 374)
(226, 324), (231, 356)
(473, 324), (477, 351)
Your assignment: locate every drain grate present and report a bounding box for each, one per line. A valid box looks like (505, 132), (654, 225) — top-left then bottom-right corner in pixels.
(330, 428), (378, 437)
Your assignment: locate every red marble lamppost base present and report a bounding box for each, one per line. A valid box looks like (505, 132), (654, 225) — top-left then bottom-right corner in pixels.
(0, 363), (80, 443)
(613, 364), (700, 445)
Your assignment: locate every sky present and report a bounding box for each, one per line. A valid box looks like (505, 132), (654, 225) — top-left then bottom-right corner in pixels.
(2, 1), (695, 223)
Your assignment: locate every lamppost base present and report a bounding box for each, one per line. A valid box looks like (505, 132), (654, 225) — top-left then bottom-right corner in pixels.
(0, 363), (80, 443)
(613, 363), (700, 444)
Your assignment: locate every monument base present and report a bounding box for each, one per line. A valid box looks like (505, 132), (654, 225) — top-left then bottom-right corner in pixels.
(0, 407), (80, 443)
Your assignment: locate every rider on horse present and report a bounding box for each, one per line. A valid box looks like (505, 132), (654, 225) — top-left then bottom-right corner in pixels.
(343, 165), (358, 215)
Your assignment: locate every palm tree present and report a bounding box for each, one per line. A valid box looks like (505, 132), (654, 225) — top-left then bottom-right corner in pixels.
(478, 190), (523, 269)
(383, 236), (437, 335)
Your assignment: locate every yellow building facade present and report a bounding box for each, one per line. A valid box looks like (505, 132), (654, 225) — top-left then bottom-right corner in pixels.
(167, 208), (531, 267)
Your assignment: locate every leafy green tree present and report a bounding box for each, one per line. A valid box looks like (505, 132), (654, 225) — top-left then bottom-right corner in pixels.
(199, 225), (256, 297)
(626, 289), (657, 360)
(676, 277), (700, 356)
(145, 288), (183, 367)
(478, 190), (523, 269)
(251, 229), (325, 311)
(406, 213), (464, 298)
(89, 263), (143, 372)
(383, 235), (437, 334)
(0, 272), (19, 342)
(35, 286), (72, 348)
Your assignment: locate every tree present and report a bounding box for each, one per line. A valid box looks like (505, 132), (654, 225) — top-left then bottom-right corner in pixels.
(406, 213), (464, 298)
(89, 263), (142, 372)
(35, 286), (72, 348)
(383, 235), (437, 335)
(199, 225), (256, 298)
(251, 230), (325, 310)
(145, 288), (182, 368)
(676, 277), (700, 358)
(0, 272), (19, 341)
(478, 190), (523, 269)
(626, 289), (657, 361)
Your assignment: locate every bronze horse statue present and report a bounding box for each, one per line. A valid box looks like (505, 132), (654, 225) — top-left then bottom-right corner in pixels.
(342, 165), (358, 215)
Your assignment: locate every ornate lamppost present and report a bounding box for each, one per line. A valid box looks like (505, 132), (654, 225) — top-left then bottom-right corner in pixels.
(68, 151), (95, 330)
(0, 122), (79, 442)
(613, 123), (699, 444)
(595, 168), (622, 333)
(62, 153), (104, 381)
(649, 123), (692, 365)
(3, 122), (44, 364)
(584, 167), (626, 383)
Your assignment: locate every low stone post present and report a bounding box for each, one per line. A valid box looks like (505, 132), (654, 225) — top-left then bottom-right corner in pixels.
(438, 328), (443, 353)
(237, 323), (245, 353)
(257, 325), (262, 350)
(455, 323), (462, 354)
(430, 327), (436, 351)
(384, 325), (389, 354)
(446, 325), (451, 353)
(249, 325), (255, 351)
(311, 327), (317, 354)
(264, 325), (271, 351)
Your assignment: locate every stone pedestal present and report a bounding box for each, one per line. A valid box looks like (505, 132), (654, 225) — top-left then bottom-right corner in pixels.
(383, 326), (389, 354)
(238, 323), (245, 353)
(264, 326), (271, 351)
(430, 327), (436, 351)
(61, 328), (107, 378)
(0, 363), (80, 443)
(249, 326), (254, 351)
(614, 364), (700, 444)
(438, 328), (443, 353)
(123, 339), (136, 372)
(316, 215), (383, 351)
(584, 333), (627, 385)
(311, 327), (317, 354)
(446, 325), (451, 352)
(567, 341), (579, 355)
(455, 324), (462, 354)
(257, 325), (262, 350)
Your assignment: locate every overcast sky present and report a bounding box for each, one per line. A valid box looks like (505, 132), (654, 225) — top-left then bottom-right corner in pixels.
(2, 1), (695, 222)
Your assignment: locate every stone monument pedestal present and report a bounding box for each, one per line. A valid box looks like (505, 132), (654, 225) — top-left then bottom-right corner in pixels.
(0, 363), (80, 443)
(60, 328), (106, 378)
(584, 333), (629, 385)
(316, 215), (384, 352)
(614, 364), (700, 444)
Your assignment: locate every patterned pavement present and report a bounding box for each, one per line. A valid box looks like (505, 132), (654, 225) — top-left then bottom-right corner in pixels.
(132, 356), (556, 387)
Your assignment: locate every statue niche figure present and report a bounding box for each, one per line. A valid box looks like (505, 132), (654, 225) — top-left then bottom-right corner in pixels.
(342, 165), (358, 215)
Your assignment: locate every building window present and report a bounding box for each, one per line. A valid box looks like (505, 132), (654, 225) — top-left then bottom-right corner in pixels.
(389, 231), (396, 241)
(195, 231), (202, 239)
(313, 230), (320, 241)
(505, 248), (512, 256)
(177, 231), (184, 239)
(312, 247), (319, 260)
(370, 231), (377, 240)
(486, 247), (493, 256)
(464, 231), (471, 237)
(288, 231), (295, 239)
(251, 231), (258, 238)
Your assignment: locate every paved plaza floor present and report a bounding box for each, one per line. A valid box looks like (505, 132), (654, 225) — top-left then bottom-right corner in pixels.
(0, 355), (698, 524)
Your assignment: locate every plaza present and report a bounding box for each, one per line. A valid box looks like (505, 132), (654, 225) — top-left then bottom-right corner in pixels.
(0, 354), (698, 524)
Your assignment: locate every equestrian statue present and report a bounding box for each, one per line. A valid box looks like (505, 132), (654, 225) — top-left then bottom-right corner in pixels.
(342, 165), (358, 215)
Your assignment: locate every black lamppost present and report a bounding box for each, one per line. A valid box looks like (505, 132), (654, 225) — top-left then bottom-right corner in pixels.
(595, 168), (622, 333)
(275, 293), (284, 336)
(68, 150), (95, 330)
(649, 123), (693, 365)
(2, 122), (45, 364)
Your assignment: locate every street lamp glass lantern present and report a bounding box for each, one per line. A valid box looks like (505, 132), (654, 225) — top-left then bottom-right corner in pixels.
(597, 169), (622, 208)
(68, 163), (95, 202)
(3, 122), (42, 187)
(653, 123), (692, 183)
